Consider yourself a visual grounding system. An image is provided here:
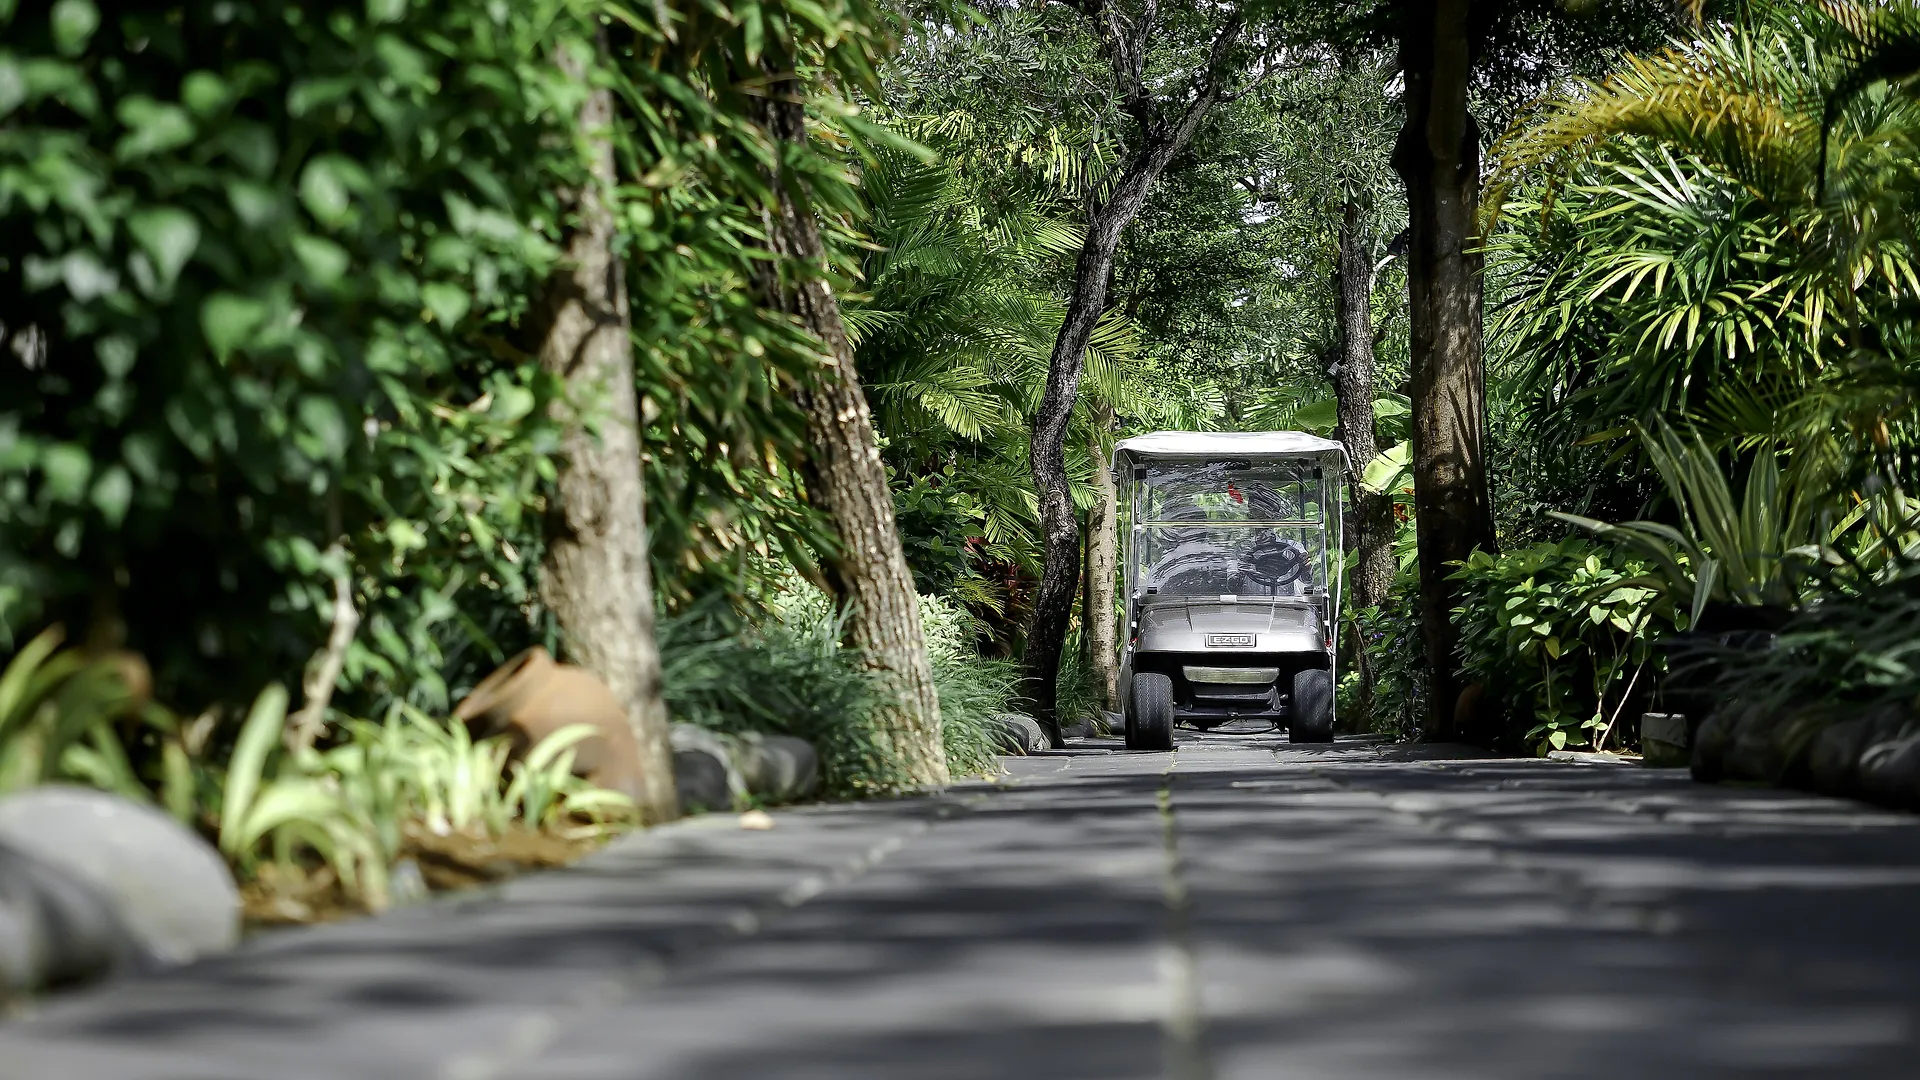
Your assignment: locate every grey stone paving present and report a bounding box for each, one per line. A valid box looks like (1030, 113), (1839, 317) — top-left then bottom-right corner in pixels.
(5, 733), (1920, 1078)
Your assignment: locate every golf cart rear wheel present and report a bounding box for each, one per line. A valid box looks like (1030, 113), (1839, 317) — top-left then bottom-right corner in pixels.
(1127, 673), (1175, 752)
(1289, 669), (1334, 743)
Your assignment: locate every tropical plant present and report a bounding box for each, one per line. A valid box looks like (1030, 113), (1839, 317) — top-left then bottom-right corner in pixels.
(1349, 583), (1428, 741)
(1451, 540), (1673, 753)
(659, 579), (1009, 795)
(214, 682), (633, 911)
(1553, 419), (1831, 624)
(1485, 1), (1920, 483)
(0, 627), (147, 794)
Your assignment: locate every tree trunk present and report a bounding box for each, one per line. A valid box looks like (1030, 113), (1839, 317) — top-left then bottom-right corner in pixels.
(536, 50), (677, 824)
(1023, 146), (1204, 744)
(749, 75), (949, 787)
(1083, 410), (1121, 714)
(1392, 0), (1496, 742)
(1019, 15), (1240, 744)
(1332, 198), (1395, 612)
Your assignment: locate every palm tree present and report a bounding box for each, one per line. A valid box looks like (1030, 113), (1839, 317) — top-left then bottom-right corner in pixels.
(1484, 1), (1920, 493)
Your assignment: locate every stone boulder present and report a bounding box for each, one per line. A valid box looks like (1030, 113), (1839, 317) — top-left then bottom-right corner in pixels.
(1806, 707), (1907, 798)
(1690, 710), (1732, 784)
(671, 724), (746, 813)
(734, 733), (819, 804)
(0, 786), (239, 991)
(1858, 732), (1920, 811)
(990, 713), (1048, 755)
(670, 724), (821, 812)
(0, 841), (147, 998)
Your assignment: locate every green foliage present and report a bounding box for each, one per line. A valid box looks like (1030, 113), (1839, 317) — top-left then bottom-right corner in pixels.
(1350, 586), (1427, 741)
(0, 625), (145, 793)
(213, 682), (631, 911)
(660, 581), (1006, 794)
(1451, 540), (1674, 753)
(1485, 3), (1920, 485)
(0, 0), (588, 713)
(1554, 419), (1835, 622)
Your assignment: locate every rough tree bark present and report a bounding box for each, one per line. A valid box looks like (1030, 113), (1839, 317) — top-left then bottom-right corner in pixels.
(1332, 198), (1395, 612)
(749, 67), (949, 787)
(1391, 0), (1496, 741)
(1083, 405), (1121, 713)
(1021, 7), (1246, 745)
(535, 44), (677, 823)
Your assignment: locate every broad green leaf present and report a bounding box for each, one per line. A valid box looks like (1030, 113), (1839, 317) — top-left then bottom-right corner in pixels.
(299, 155), (370, 227)
(127, 208), (200, 288)
(421, 281), (471, 326)
(296, 396), (350, 461)
(291, 234), (350, 287)
(50, 0), (97, 55)
(90, 464), (130, 524)
(114, 97), (195, 160)
(39, 443), (91, 503)
(180, 71), (229, 116)
(1360, 442), (1411, 495)
(200, 293), (268, 360)
(219, 683), (289, 855)
(0, 55), (24, 117)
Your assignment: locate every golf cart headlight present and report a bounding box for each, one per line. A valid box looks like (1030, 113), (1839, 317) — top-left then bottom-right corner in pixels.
(1183, 666), (1279, 685)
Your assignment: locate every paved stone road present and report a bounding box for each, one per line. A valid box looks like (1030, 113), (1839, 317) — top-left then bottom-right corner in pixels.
(5, 734), (1920, 1079)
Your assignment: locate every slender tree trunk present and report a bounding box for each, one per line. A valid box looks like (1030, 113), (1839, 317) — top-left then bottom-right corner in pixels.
(1024, 158), (1192, 744)
(1084, 409), (1121, 714)
(1333, 198), (1395, 612)
(1020, 18), (1242, 745)
(536, 46), (677, 823)
(1392, 0), (1496, 741)
(749, 73), (948, 787)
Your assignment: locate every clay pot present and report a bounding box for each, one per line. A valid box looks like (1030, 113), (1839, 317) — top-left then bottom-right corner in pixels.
(452, 648), (647, 804)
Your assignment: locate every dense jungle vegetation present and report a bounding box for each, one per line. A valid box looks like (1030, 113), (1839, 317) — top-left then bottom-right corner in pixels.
(7, 0), (1920, 910)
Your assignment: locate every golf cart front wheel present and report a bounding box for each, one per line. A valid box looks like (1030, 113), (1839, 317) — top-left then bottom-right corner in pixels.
(1289, 668), (1335, 743)
(1127, 673), (1175, 752)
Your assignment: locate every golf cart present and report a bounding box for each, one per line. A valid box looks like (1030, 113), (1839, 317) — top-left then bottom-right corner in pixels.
(1113, 432), (1347, 751)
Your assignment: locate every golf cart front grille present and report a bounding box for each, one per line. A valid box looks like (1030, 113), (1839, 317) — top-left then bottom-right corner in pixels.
(1182, 666), (1279, 685)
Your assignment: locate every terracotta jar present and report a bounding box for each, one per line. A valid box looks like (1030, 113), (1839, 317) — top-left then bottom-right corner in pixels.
(452, 647), (647, 803)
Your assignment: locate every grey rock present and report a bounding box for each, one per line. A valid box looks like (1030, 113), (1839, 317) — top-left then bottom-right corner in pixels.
(670, 724), (746, 814)
(0, 786), (238, 966)
(1690, 711), (1730, 783)
(1722, 705), (1783, 782)
(0, 842), (147, 998)
(735, 734), (819, 803)
(1061, 719), (1094, 740)
(989, 713), (1048, 755)
(1859, 733), (1920, 811)
(1806, 708), (1908, 798)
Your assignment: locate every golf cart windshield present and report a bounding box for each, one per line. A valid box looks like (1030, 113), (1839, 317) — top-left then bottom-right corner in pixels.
(1134, 461), (1330, 600)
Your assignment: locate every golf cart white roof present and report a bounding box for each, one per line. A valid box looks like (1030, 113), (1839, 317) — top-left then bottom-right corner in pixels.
(1113, 430), (1348, 468)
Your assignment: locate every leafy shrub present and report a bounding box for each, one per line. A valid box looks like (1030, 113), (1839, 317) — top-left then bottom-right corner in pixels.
(215, 685), (631, 911)
(660, 584), (1009, 795)
(0, 626), (149, 793)
(1351, 586), (1427, 741)
(1051, 628), (1107, 729)
(1451, 540), (1674, 753)
(919, 593), (1012, 780)
(0, 0), (581, 716)
(1694, 554), (1920, 722)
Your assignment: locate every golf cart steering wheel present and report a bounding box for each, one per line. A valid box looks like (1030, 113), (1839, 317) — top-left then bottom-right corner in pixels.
(1242, 534), (1308, 592)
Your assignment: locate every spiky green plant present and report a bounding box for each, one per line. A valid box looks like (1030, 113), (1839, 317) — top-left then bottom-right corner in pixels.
(1553, 419), (1825, 624)
(1485, 1), (1920, 478)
